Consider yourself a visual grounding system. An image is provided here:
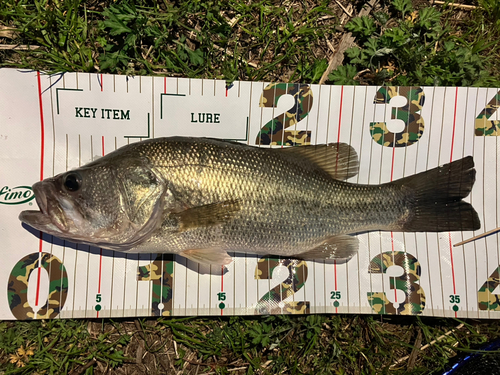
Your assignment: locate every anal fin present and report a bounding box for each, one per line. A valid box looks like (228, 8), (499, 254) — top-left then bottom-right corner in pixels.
(297, 235), (359, 261)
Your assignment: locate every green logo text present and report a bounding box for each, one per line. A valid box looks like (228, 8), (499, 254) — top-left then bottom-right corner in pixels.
(0, 186), (35, 205)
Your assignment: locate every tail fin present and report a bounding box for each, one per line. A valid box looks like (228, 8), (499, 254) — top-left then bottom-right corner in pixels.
(393, 156), (480, 232)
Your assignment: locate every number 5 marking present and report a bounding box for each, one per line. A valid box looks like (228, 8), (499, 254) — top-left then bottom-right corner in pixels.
(370, 87), (425, 147)
(256, 83), (313, 146)
(367, 251), (426, 315)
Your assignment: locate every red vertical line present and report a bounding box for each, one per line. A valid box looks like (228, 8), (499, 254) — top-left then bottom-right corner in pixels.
(48, 75), (61, 311)
(225, 87), (228, 97)
(35, 71), (45, 308)
(334, 86), (344, 313)
(246, 82), (253, 146)
(97, 136), (105, 318)
(480, 90), (488, 316)
(337, 86), (344, 142)
(313, 85), (323, 145)
(449, 88), (459, 300)
(334, 260), (338, 313)
(391, 147), (397, 303)
(100, 74), (103, 91)
(354, 87), (368, 312)
(423, 87), (438, 316)
(335, 86), (344, 171)
(258, 82), (265, 147)
(221, 265), (224, 316)
(364, 87), (377, 312)
(98, 249), (103, 294)
(271, 83), (277, 146)
(390, 89), (398, 304)
(449, 87), (458, 163)
(280, 84), (288, 146)
(96, 248), (103, 318)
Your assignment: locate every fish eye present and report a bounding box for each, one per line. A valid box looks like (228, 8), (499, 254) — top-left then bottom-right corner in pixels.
(63, 172), (82, 192)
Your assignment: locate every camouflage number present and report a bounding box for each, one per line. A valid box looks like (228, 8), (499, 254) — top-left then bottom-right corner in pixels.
(254, 257), (310, 314)
(478, 266), (500, 310)
(7, 252), (68, 320)
(475, 90), (500, 136)
(370, 87), (425, 147)
(256, 83), (313, 146)
(137, 254), (174, 316)
(367, 251), (425, 315)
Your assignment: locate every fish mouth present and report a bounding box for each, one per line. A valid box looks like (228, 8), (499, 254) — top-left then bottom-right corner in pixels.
(19, 181), (68, 233)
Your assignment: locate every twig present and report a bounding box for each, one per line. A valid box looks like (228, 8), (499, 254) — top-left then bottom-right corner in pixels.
(353, 68), (371, 80)
(212, 44), (259, 68)
(173, 340), (179, 359)
(391, 323), (464, 368)
(326, 40), (336, 53)
(319, 0), (378, 84)
(0, 44), (40, 50)
(432, 1), (477, 10)
(134, 320), (146, 340)
(454, 226), (500, 247)
(318, 15), (337, 22)
(204, 367), (249, 374)
(0, 26), (18, 39)
(407, 329), (423, 371)
(335, 0), (353, 17)
(70, 359), (96, 375)
(142, 45), (153, 60)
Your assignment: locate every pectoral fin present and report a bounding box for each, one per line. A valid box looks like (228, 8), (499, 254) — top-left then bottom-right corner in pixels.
(170, 200), (241, 231)
(181, 248), (233, 265)
(298, 235), (359, 261)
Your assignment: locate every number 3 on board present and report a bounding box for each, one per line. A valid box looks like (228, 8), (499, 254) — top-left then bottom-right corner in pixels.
(370, 87), (425, 147)
(367, 251), (426, 315)
(478, 265), (500, 310)
(475, 90), (500, 136)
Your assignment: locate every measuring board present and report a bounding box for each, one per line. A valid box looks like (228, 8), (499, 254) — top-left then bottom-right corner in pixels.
(1, 68), (500, 320)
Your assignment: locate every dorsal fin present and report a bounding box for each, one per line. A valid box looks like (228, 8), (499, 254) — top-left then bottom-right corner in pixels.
(278, 143), (359, 180)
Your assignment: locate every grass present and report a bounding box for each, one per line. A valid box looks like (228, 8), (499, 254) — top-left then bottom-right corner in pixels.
(1, 0), (500, 374)
(2, 315), (500, 374)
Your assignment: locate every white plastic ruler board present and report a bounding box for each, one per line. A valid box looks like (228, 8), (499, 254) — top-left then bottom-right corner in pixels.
(1, 67), (500, 320)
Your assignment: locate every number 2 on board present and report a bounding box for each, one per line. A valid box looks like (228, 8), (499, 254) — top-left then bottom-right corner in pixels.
(256, 83), (313, 146)
(254, 257), (310, 314)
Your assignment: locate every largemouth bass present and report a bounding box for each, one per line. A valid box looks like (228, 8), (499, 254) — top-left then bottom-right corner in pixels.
(19, 137), (480, 265)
